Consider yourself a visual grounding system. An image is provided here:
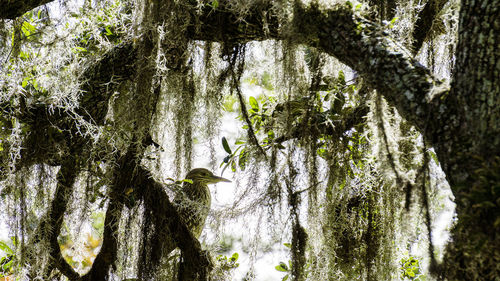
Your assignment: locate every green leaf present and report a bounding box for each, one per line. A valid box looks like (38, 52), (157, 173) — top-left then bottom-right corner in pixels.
(235, 139), (246, 145)
(338, 70), (345, 85)
(282, 275), (289, 281)
(104, 26), (113, 35)
(249, 96), (258, 111)
(0, 241), (13, 254)
(275, 265), (287, 272)
(1, 257), (13, 273)
(209, 0), (219, 9)
(267, 130), (275, 140)
(389, 17), (399, 29)
(238, 150), (248, 171)
(230, 252), (239, 261)
(21, 21), (36, 37)
(222, 137), (232, 154)
(283, 243), (291, 248)
(72, 46), (88, 53)
(275, 261), (288, 272)
(428, 150), (439, 164)
(21, 77), (29, 88)
(19, 51), (30, 60)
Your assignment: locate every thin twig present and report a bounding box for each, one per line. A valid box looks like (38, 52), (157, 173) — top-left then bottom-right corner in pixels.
(235, 85), (268, 160)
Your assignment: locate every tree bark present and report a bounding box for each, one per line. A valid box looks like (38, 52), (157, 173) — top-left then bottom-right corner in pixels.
(412, 0), (449, 54)
(438, 0), (500, 279)
(0, 0), (52, 19)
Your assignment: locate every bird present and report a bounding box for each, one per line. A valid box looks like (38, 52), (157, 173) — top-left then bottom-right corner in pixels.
(137, 168), (230, 279)
(173, 168), (231, 238)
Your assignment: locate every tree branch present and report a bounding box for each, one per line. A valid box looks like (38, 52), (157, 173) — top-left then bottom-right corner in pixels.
(188, 2), (446, 148)
(0, 0), (52, 19)
(292, 4), (444, 132)
(4, 1), (445, 142)
(137, 166), (213, 280)
(71, 2), (443, 143)
(82, 146), (132, 281)
(236, 85), (268, 160)
(29, 157), (80, 280)
(70, 0), (441, 162)
(412, 0), (449, 54)
(79, 42), (137, 125)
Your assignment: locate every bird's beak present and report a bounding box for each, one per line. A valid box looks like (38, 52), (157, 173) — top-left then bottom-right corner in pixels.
(209, 175), (231, 184)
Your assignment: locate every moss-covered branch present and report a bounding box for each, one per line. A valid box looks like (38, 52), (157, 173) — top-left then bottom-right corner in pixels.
(137, 165), (213, 280)
(67, 2), (443, 147)
(412, 0), (449, 54)
(79, 42), (137, 125)
(29, 157), (80, 280)
(81, 147), (133, 281)
(0, 0), (52, 19)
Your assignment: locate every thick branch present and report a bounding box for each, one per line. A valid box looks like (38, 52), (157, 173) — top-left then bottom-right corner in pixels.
(6, 1), (444, 141)
(30, 157), (80, 280)
(186, 2), (444, 147)
(137, 166), (213, 280)
(412, 0), (449, 54)
(79, 42), (137, 125)
(82, 147), (132, 281)
(84, 200), (121, 280)
(74, 2), (442, 140)
(83, 138), (149, 280)
(0, 0), (52, 19)
(292, 5), (444, 133)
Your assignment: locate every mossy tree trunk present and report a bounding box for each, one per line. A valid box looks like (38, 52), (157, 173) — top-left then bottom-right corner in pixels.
(435, 0), (500, 279)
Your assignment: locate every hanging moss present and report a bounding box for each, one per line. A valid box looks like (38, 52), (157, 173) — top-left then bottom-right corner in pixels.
(0, 0), (461, 280)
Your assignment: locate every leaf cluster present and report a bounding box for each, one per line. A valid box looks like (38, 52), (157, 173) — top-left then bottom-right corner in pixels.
(399, 256), (425, 280)
(0, 238), (16, 278)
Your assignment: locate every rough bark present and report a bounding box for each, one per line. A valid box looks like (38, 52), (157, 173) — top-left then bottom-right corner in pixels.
(79, 42), (137, 125)
(28, 157), (80, 280)
(0, 0), (52, 19)
(438, 0), (500, 279)
(412, 0), (449, 54)
(436, 0), (500, 186)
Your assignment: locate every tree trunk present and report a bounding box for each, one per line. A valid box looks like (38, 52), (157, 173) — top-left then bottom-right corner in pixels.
(436, 0), (500, 279)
